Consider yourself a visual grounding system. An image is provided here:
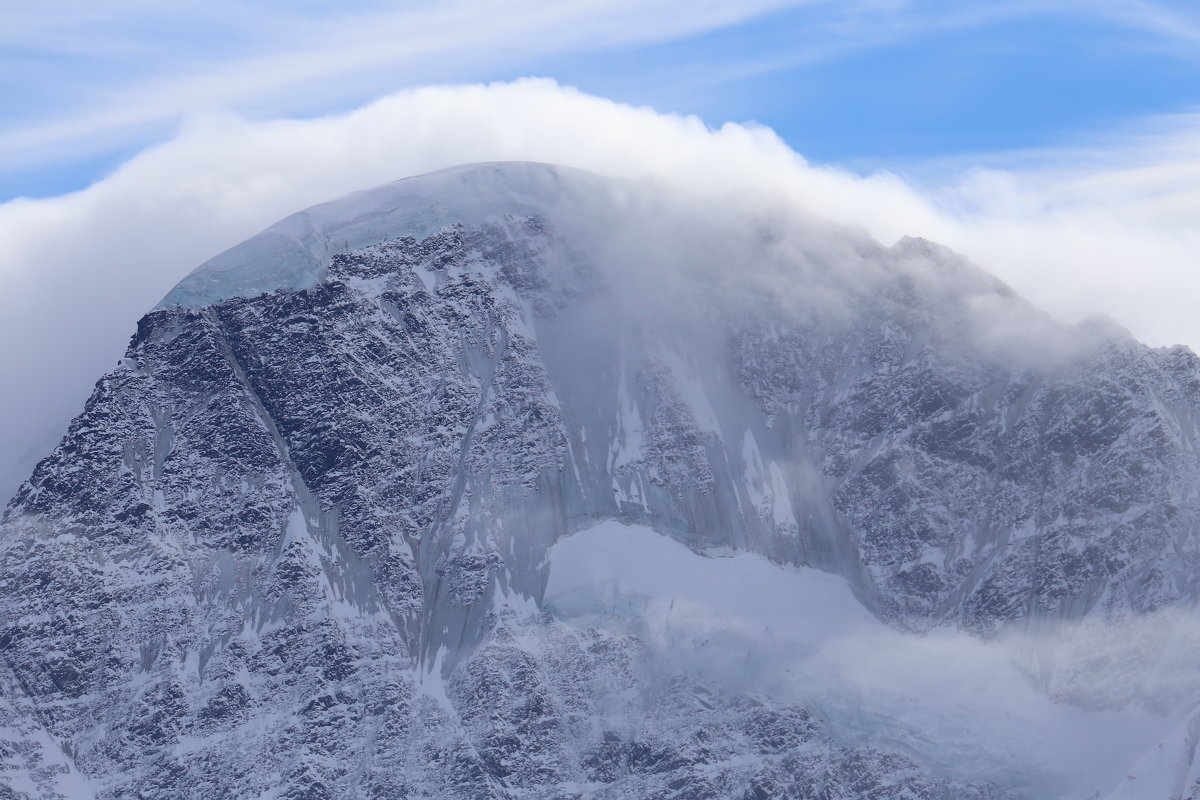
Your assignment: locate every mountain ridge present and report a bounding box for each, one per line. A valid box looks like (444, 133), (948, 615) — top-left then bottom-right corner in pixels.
(4, 161), (1200, 798)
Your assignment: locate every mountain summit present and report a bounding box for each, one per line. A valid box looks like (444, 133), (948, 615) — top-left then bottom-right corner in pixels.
(4, 162), (1200, 798)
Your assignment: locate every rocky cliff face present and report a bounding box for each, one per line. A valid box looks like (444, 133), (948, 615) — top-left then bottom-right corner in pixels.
(4, 162), (1200, 799)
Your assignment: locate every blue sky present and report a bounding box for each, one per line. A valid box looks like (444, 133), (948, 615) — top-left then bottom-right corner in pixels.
(539, 3), (1200, 166)
(4, 0), (1200, 200)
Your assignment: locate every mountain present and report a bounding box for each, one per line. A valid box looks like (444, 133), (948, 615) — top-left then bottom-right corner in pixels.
(4, 161), (1200, 799)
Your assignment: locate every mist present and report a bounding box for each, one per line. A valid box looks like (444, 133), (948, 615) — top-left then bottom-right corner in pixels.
(546, 521), (1200, 799)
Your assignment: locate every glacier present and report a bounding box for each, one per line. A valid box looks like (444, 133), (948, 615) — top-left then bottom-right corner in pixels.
(4, 161), (1200, 798)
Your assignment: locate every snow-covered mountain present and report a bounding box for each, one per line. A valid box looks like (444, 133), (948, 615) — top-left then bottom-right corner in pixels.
(4, 161), (1200, 798)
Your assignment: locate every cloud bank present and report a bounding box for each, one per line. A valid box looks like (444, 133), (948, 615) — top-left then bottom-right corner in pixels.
(2, 78), (1199, 501)
(547, 521), (1200, 797)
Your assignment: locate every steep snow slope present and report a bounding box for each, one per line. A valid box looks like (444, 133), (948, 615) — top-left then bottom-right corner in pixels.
(4, 162), (1200, 798)
(160, 162), (614, 309)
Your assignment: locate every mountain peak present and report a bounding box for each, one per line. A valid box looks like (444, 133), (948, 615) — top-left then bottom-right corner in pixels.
(7, 161), (1200, 799)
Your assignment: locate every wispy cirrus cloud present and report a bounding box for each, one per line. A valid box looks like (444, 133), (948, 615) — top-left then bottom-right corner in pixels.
(0, 0), (812, 175)
(5, 0), (1200, 188)
(1099, 0), (1200, 46)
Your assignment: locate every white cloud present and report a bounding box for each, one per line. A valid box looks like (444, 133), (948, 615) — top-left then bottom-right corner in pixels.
(547, 521), (1200, 795)
(1, 78), (1198, 503)
(909, 116), (1200, 346)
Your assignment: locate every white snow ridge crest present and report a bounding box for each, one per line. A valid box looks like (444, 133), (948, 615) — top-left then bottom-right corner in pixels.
(4, 162), (1200, 798)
